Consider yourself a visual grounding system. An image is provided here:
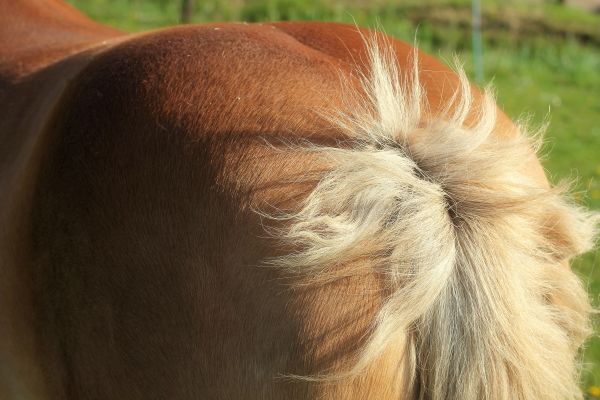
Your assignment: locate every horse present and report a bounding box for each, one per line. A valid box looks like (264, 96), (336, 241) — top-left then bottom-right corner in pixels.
(0, 1), (597, 399)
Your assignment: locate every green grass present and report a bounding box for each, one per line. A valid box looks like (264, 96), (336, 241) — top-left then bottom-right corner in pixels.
(67, 0), (600, 395)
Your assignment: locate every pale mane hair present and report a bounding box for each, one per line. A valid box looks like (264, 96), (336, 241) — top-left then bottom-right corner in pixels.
(267, 37), (598, 399)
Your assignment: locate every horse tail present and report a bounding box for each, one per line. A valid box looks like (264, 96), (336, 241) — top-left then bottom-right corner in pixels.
(270, 37), (597, 399)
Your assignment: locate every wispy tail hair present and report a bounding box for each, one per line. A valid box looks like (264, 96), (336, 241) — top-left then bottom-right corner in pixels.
(269, 36), (598, 399)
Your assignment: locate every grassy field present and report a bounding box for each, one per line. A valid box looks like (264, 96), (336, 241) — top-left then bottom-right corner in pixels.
(67, 0), (600, 395)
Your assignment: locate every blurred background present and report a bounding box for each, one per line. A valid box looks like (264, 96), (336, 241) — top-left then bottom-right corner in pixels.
(65, 0), (600, 396)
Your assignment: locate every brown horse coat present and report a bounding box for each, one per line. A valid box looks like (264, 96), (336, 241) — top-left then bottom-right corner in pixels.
(1, 1), (595, 399)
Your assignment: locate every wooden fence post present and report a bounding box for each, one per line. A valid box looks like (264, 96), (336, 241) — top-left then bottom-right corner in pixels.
(181, 0), (194, 24)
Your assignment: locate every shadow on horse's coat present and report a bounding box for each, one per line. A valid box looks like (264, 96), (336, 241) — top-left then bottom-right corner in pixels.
(0, 1), (597, 399)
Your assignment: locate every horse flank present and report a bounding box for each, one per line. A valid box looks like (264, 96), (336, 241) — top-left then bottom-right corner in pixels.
(268, 37), (598, 399)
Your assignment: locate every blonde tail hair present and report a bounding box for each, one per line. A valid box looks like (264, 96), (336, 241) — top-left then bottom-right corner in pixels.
(269, 38), (598, 399)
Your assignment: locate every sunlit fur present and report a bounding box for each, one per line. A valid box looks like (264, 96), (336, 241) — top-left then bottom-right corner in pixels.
(268, 38), (598, 399)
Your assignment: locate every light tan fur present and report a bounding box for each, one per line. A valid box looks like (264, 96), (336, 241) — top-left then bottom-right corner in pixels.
(267, 38), (598, 399)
